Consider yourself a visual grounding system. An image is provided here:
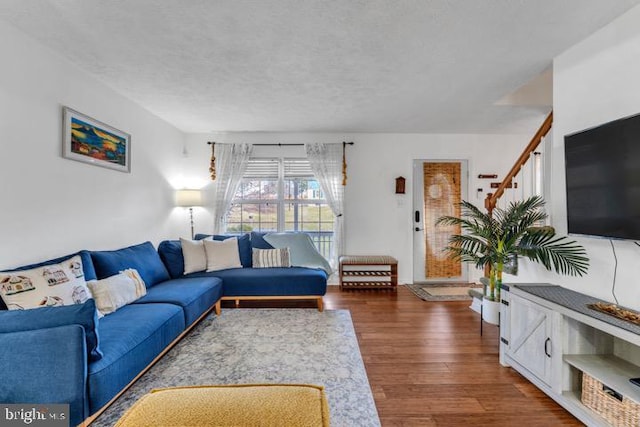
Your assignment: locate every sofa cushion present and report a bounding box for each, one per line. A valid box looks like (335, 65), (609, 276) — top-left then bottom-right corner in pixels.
(190, 267), (327, 297)
(0, 254), (92, 311)
(0, 298), (102, 361)
(250, 232), (275, 250)
(2, 250), (97, 281)
(133, 277), (223, 326)
(159, 235), (252, 279)
(195, 233), (252, 268)
(91, 242), (170, 288)
(157, 240), (184, 279)
(0, 325), (88, 427)
(88, 303), (185, 413)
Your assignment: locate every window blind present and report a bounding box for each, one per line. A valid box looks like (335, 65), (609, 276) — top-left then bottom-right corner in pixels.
(284, 159), (313, 178)
(243, 159), (279, 179)
(243, 158), (313, 179)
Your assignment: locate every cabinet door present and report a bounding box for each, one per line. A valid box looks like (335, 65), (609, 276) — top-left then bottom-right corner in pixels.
(507, 294), (554, 386)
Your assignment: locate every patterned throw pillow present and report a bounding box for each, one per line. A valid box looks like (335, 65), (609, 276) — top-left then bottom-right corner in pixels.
(252, 248), (292, 268)
(0, 255), (91, 310)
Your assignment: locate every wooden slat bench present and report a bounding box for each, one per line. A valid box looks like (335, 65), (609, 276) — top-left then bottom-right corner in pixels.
(339, 255), (398, 291)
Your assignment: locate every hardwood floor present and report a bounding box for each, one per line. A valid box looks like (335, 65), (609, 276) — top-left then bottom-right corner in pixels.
(323, 286), (583, 427)
(223, 286), (582, 425)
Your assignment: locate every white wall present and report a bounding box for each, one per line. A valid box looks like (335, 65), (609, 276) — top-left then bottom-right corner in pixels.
(0, 19), (541, 281)
(512, 4), (640, 309)
(184, 132), (528, 283)
(0, 22), (188, 269)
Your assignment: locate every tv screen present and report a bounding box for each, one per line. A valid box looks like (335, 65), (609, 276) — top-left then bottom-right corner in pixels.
(564, 113), (640, 240)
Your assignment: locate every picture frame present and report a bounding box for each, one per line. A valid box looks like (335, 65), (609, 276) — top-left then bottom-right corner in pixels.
(62, 107), (131, 173)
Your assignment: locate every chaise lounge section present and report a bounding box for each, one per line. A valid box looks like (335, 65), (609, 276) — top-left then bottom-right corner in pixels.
(157, 232), (329, 311)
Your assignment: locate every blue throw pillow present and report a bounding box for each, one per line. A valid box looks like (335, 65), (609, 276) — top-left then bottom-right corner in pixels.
(195, 233), (252, 268)
(157, 240), (184, 279)
(0, 299), (102, 361)
(250, 232), (275, 250)
(91, 242), (170, 288)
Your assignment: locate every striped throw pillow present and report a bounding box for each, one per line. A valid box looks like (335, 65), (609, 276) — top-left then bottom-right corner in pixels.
(252, 248), (291, 268)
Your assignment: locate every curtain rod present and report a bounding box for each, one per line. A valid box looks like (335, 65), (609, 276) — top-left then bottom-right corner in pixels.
(207, 142), (354, 146)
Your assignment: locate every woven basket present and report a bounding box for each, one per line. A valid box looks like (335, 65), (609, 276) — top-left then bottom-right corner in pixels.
(581, 373), (640, 427)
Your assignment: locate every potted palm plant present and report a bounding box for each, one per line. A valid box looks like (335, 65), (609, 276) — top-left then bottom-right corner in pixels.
(436, 196), (589, 324)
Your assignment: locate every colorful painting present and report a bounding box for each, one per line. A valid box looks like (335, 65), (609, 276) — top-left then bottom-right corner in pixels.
(62, 107), (131, 172)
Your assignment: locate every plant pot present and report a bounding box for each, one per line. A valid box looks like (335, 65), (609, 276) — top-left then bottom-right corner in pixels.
(482, 298), (500, 325)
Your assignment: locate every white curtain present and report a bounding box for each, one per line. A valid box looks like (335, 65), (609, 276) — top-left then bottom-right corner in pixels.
(305, 143), (344, 269)
(212, 143), (253, 233)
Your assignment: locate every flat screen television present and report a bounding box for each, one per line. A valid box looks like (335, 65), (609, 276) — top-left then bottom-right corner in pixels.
(564, 112), (640, 240)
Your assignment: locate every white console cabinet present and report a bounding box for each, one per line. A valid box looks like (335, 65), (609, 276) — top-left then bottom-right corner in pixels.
(500, 284), (640, 426)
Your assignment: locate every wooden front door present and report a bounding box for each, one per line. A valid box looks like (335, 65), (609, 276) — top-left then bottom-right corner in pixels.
(413, 160), (467, 282)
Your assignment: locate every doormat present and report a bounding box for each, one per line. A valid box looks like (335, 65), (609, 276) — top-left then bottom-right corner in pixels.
(406, 282), (482, 301)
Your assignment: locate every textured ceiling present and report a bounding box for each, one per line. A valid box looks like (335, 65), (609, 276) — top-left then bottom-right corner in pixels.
(1, 0), (639, 134)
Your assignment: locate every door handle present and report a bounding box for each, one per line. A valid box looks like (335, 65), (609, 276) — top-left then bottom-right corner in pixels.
(415, 210), (420, 223)
(544, 338), (551, 358)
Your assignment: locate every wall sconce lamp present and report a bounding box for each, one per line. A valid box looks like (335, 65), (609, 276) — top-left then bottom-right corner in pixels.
(176, 189), (202, 239)
(395, 176), (406, 194)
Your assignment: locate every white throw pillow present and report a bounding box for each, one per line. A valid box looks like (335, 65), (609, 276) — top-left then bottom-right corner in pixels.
(180, 238), (207, 274)
(87, 269), (147, 316)
(203, 237), (242, 272)
(253, 248), (292, 268)
(121, 268), (147, 297)
(0, 255), (92, 310)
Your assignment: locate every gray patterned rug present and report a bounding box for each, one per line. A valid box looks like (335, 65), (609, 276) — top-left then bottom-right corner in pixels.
(92, 309), (380, 427)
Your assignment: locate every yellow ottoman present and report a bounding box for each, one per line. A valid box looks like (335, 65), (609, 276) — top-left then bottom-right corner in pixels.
(115, 384), (330, 427)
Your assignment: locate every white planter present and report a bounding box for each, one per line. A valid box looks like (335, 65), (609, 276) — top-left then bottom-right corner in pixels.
(469, 296), (482, 314)
(482, 299), (500, 325)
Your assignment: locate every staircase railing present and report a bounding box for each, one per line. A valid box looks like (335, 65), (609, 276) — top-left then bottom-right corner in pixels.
(484, 111), (553, 216)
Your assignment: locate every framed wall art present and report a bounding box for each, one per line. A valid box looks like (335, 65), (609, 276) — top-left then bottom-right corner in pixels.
(62, 107), (131, 173)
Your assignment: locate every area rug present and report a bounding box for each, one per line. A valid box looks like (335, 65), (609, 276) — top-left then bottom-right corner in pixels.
(92, 309), (380, 427)
(406, 282), (482, 301)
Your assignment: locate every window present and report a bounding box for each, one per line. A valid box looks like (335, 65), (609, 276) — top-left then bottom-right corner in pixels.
(225, 158), (334, 258)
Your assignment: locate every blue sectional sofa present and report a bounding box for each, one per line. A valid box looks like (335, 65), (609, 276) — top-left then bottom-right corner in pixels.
(0, 234), (328, 426)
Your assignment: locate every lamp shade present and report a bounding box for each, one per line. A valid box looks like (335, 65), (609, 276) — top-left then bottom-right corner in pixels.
(175, 189), (202, 207)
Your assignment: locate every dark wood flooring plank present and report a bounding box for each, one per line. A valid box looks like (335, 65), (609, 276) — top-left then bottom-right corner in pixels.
(323, 286), (582, 426)
(228, 286), (583, 426)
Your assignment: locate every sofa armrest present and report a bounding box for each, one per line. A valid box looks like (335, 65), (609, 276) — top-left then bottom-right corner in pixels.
(0, 324), (88, 426)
